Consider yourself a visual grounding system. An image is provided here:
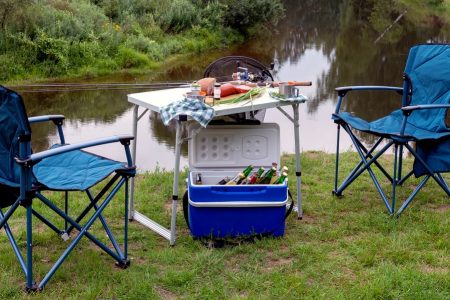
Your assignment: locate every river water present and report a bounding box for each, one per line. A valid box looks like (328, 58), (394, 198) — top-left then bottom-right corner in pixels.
(18, 1), (448, 171)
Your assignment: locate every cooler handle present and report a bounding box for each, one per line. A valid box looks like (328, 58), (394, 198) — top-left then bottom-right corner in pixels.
(210, 186), (268, 195)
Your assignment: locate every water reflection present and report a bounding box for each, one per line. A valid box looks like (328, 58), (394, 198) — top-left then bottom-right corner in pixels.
(17, 0), (449, 170)
(24, 89), (132, 152)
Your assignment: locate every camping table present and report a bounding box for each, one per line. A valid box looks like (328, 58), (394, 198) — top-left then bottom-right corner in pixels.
(128, 87), (307, 245)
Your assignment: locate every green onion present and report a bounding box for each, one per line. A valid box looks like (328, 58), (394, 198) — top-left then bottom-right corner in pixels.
(217, 87), (266, 105)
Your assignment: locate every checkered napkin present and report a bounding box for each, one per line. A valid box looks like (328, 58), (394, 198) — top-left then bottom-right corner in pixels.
(160, 98), (215, 127)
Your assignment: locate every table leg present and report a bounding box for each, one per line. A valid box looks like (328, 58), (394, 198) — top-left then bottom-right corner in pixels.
(293, 104), (303, 219)
(170, 119), (182, 245)
(129, 105), (139, 220)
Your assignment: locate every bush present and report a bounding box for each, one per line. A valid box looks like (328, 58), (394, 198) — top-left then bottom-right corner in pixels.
(0, 54), (26, 81)
(0, 0), (286, 82)
(117, 46), (152, 69)
(155, 0), (201, 33)
(220, 0), (285, 32)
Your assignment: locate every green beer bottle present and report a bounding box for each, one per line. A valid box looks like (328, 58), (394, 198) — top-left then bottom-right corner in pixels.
(258, 166), (276, 184)
(237, 165), (254, 184)
(273, 172), (288, 184)
(270, 166), (288, 184)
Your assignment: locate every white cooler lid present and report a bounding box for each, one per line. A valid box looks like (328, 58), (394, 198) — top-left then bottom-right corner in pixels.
(188, 123), (280, 171)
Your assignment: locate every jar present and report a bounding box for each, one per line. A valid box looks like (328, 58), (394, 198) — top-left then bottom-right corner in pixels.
(213, 83), (221, 102)
(191, 81), (200, 96)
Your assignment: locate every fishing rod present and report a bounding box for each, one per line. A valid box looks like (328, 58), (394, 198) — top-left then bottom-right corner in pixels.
(7, 82), (191, 93)
(15, 86), (190, 93)
(9, 81), (190, 88)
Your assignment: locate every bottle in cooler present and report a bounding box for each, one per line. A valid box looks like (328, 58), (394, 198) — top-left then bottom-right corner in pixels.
(247, 167), (265, 184)
(270, 166), (288, 184)
(273, 172), (288, 184)
(258, 166), (276, 184)
(226, 173), (245, 185)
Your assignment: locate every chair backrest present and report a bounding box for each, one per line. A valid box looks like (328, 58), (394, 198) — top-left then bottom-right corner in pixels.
(0, 86), (31, 187)
(203, 56), (274, 82)
(404, 44), (450, 133)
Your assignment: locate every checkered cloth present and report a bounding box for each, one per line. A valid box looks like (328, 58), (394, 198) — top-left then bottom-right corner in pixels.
(160, 98), (215, 127)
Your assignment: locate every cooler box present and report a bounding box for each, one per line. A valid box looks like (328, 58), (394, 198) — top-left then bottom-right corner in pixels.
(187, 123), (288, 238)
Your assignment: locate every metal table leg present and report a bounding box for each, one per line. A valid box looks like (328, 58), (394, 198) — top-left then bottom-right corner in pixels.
(292, 104), (303, 219)
(276, 104), (303, 219)
(169, 120), (183, 245)
(129, 105), (174, 244)
(129, 105), (139, 219)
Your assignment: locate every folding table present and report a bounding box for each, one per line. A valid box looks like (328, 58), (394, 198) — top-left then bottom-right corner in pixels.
(128, 87), (307, 245)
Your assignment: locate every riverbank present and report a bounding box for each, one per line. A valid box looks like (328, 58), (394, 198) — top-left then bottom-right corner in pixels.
(0, 0), (284, 84)
(1, 152), (448, 298)
(2, 0), (448, 86)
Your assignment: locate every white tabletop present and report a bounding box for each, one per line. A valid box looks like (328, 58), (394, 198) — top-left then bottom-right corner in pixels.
(128, 87), (306, 117)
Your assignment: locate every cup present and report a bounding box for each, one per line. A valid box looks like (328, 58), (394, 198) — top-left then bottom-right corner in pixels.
(278, 82), (300, 98)
(186, 92), (205, 102)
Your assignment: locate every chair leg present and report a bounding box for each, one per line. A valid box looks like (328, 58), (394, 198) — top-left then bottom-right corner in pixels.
(406, 144), (450, 195)
(334, 124), (341, 194)
(353, 136), (393, 183)
(124, 178), (129, 261)
(64, 174), (120, 235)
(334, 125), (393, 196)
(395, 145), (450, 216)
(397, 175), (430, 217)
(397, 170), (414, 186)
(0, 209), (27, 276)
(397, 143), (416, 186)
(86, 189), (125, 261)
(32, 209), (64, 236)
(437, 173), (450, 192)
(64, 191), (68, 232)
(391, 144), (399, 214)
(38, 177), (127, 290)
(25, 202), (38, 292)
(346, 126), (393, 212)
(0, 200), (21, 229)
(398, 144), (404, 181)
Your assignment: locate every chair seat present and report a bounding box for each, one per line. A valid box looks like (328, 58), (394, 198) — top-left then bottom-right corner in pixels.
(336, 109), (450, 141)
(33, 146), (126, 191)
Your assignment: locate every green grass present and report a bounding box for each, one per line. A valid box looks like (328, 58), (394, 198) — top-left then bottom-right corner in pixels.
(0, 152), (449, 299)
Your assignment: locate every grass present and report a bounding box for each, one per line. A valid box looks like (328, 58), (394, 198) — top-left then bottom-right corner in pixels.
(0, 151), (449, 299)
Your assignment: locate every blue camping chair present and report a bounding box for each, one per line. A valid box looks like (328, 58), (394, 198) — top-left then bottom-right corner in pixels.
(332, 44), (450, 216)
(0, 86), (135, 291)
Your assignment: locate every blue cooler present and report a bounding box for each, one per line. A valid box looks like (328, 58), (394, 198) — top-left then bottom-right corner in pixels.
(187, 123), (288, 238)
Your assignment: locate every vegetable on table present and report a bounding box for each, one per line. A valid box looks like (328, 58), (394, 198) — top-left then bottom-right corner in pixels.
(217, 86), (266, 105)
(220, 83), (238, 97)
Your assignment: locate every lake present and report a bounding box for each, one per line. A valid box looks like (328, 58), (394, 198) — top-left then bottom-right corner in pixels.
(16, 1), (448, 171)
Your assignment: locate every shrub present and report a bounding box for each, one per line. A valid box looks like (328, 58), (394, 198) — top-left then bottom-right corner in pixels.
(220, 0), (285, 32)
(117, 46), (152, 69)
(155, 0), (200, 33)
(0, 54), (26, 81)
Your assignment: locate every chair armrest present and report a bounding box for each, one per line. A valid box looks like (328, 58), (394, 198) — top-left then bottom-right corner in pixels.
(28, 115), (65, 125)
(335, 86), (403, 96)
(402, 104), (450, 113)
(16, 135), (134, 165)
(28, 115), (66, 144)
(334, 86), (403, 115)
